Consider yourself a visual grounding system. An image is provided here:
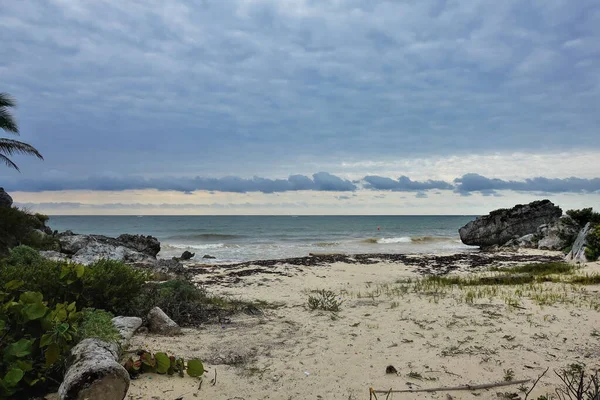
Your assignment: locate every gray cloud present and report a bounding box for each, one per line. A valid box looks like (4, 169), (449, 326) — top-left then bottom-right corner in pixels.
(363, 175), (453, 191)
(6, 172), (356, 193)
(454, 173), (600, 194)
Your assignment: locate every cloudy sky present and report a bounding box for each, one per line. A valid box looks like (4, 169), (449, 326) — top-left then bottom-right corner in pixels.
(1, 0), (599, 215)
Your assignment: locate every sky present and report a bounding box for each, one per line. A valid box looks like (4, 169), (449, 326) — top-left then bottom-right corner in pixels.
(1, 0), (599, 215)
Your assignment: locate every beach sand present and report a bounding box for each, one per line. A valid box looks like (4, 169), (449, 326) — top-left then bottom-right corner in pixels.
(127, 250), (600, 399)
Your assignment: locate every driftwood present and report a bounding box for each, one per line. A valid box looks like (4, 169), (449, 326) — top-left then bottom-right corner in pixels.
(370, 379), (530, 398)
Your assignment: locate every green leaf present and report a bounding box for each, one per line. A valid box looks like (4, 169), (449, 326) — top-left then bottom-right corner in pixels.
(4, 280), (24, 291)
(155, 352), (170, 374)
(5, 339), (33, 358)
(75, 265), (85, 278)
(3, 368), (24, 387)
(23, 301), (48, 321)
(45, 343), (60, 366)
(67, 302), (77, 312)
(15, 360), (33, 372)
(57, 323), (69, 334)
(40, 332), (54, 347)
(186, 359), (204, 377)
(0, 319), (5, 331)
(60, 266), (69, 279)
(19, 291), (43, 304)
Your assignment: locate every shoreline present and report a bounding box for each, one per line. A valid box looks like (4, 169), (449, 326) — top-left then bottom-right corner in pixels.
(127, 248), (600, 400)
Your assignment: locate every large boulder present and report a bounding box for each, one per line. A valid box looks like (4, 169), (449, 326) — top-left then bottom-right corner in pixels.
(566, 223), (592, 263)
(116, 234), (160, 257)
(58, 339), (129, 400)
(459, 200), (562, 248)
(147, 306), (181, 336)
(0, 187), (12, 207)
(58, 232), (160, 266)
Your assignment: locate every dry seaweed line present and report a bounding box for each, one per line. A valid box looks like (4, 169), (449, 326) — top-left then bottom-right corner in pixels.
(369, 378), (530, 398)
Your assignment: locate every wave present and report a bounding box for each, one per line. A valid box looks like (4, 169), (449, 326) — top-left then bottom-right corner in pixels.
(361, 236), (454, 244)
(165, 233), (245, 241)
(313, 242), (340, 247)
(162, 243), (226, 250)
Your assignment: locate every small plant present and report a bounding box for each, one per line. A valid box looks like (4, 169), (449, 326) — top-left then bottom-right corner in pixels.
(566, 208), (600, 227)
(407, 371), (423, 380)
(74, 309), (119, 343)
(124, 350), (204, 378)
(555, 364), (600, 400)
(307, 289), (342, 312)
(504, 368), (515, 382)
(585, 224), (600, 262)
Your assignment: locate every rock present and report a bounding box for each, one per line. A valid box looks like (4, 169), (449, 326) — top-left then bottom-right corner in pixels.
(459, 200), (562, 248)
(39, 250), (69, 262)
(111, 316), (142, 346)
(130, 258), (186, 280)
(537, 215), (580, 250)
(0, 187), (12, 207)
(147, 306), (181, 336)
(116, 234), (160, 257)
(566, 223), (592, 263)
(58, 338), (129, 400)
(180, 250), (195, 260)
(58, 233), (160, 266)
(203, 254), (216, 259)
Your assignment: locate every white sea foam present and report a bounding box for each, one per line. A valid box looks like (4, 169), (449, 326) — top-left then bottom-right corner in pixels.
(378, 237), (413, 244)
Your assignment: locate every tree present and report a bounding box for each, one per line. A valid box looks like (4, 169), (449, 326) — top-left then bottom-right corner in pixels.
(0, 93), (43, 171)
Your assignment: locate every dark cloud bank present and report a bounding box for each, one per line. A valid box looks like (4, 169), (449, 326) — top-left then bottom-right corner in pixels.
(5, 172), (600, 195)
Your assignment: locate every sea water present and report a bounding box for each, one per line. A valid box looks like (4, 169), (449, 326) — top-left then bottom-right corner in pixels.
(47, 215), (478, 263)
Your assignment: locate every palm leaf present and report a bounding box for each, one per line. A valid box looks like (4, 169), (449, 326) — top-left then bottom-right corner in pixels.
(0, 138), (43, 159)
(0, 153), (20, 171)
(0, 93), (17, 108)
(0, 107), (19, 135)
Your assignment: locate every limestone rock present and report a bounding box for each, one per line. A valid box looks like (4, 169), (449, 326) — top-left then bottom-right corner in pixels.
(58, 232), (159, 266)
(203, 254), (216, 259)
(39, 250), (69, 262)
(566, 223), (592, 263)
(116, 234), (160, 257)
(537, 215), (580, 250)
(459, 200), (562, 248)
(147, 306), (181, 336)
(0, 187), (12, 207)
(111, 316), (142, 346)
(58, 338), (129, 400)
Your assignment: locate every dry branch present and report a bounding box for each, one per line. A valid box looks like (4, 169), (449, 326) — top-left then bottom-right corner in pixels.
(370, 378), (530, 396)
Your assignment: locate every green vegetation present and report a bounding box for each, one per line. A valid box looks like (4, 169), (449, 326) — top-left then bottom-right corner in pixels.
(74, 309), (119, 343)
(0, 93), (43, 171)
(0, 280), (81, 399)
(0, 207), (58, 256)
(124, 350), (204, 378)
(491, 262), (574, 275)
(307, 289), (343, 312)
(585, 224), (600, 262)
(566, 207), (600, 227)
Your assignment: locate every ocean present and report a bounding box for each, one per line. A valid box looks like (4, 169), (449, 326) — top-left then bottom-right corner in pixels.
(47, 215), (478, 263)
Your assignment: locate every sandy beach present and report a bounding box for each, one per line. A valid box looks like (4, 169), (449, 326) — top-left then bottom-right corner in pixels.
(126, 249), (600, 400)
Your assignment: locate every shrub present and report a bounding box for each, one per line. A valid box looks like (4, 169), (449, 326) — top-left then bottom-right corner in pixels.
(0, 280), (81, 399)
(585, 225), (600, 262)
(74, 309), (119, 343)
(566, 208), (600, 227)
(0, 207), (57, 255)
(307, 289), (342, 312)
(81, 259), (150, 315)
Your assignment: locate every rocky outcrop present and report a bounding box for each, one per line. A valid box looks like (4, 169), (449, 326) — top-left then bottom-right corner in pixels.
(116, 234), (160, 257)
(0, 187), (12, 207)
(57, 232), (160, 266)
(180, 250), (195, 260)
(537, 215), (580, 250)
(147, 307), (181, 336)
(39, 250), (70, 262)
(566, 223), (592, 263)
(459, 200), (562, 248)
(58, 339), (129, 400)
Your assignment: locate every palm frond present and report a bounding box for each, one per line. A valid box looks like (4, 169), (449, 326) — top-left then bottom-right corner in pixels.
(0, 153), (20, 171)
(0, 93), (17, 108)
(0, 138), (43, 159)
(0, 107), (19, 134)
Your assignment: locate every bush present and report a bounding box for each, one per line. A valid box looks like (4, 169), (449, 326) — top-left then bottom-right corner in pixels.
(307, 289), (342, 312)
(0, 207), (57, 255)
(74, 309), (119, 343)
(80, 259), (150, 315)
(585, 225), (600, 262)
(0, 280), (81, 399)
(566, 208), (600, 227)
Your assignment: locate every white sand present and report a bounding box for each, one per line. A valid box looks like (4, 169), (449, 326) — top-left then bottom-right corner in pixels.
(127, 253), (600, 400)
